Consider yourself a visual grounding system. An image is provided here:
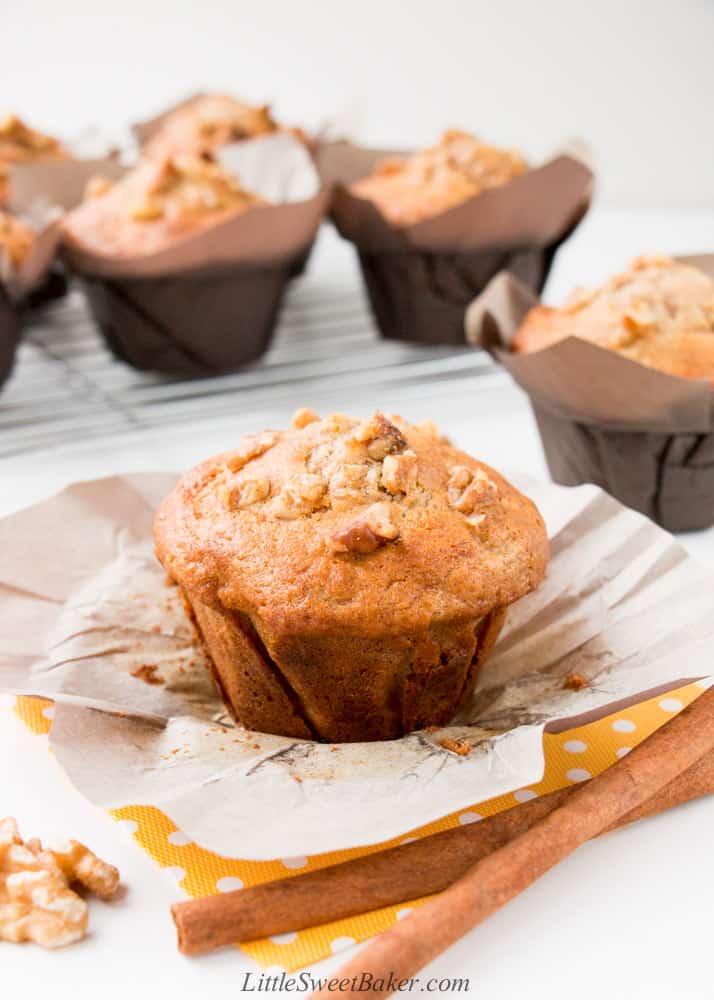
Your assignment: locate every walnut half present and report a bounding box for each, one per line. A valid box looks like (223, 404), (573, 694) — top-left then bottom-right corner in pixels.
(332, 502), (399, 554)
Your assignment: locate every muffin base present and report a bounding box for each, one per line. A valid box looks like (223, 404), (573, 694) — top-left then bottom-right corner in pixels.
(358, 244), (559, 346)
(76, 259), (299, 377)
(183, 588), (507, 743)
(533, 402), (714, 532)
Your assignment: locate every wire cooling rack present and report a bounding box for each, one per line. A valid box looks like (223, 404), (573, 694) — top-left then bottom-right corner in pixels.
(0, 234), (503, 459)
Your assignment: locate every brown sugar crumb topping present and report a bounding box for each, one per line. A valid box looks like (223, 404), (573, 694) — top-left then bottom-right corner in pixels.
(331, 501), (399, 554)
(225, 431), (280, 472)
(447, 465), (499, 514)
(128, 154), (266, 223)
(291, 407), (320, 429)
(0, 816), (119, 949)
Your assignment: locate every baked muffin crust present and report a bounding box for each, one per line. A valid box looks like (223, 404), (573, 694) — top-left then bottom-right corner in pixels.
(350, 130), (528, 226)
(0, 211), (34, 268)
(144, 94), (280, 159)
(513, 254), (714, 384)
(0, 115), (68, 204)
(62, 154), (266, 259)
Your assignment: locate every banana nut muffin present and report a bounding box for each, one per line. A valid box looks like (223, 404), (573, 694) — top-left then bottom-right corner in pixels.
(350, 130), (528, 226)
(62, 154), (267, 259)
(143, 94), (288, 159)
(513, 254), (714, 385)
(0, 211), (34, 270)
(0, 114), (68, 204)
(154, 410), (548, 742)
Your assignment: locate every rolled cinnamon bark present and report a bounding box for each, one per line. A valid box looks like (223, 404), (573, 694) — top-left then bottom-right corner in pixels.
(172, 723), (714, 956)
(310, 689), (714, 999)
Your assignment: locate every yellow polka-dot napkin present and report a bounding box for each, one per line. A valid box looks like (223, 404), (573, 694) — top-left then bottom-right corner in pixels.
(12, 683), (708, 970)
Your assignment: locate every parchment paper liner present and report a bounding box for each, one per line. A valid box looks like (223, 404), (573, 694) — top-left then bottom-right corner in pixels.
(465, 255), (714, 531)
(61, 135), (330, 375)
(315, 140), (593, 345)
(1, 470), (712, 858)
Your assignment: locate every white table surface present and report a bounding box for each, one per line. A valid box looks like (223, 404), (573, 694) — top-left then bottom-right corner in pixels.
(3, 207), (714, 999)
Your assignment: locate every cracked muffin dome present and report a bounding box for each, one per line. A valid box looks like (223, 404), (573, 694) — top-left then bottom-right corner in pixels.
(61, 154), (267, 259)
(350, 130), (528, 227)
(154, 410), (548, 742)
(143, 94), (295, 159)
(513, 255), (714, 385)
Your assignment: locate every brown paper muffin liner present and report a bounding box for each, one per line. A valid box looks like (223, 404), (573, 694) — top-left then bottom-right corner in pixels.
(316, 141), (593, 345)
(77, 258), (298, 376)
(465, 257), (714, 532)
(0, 285), (19, 391)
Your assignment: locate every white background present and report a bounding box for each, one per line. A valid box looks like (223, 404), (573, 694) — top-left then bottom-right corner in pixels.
(4, 0), (714, 206)
(3, 2), (714, 997)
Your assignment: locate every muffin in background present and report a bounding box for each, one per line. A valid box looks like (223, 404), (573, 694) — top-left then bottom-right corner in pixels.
(154, 409), (548, 743)
(0, 114), (68, 204)
(513, 254), (714, 385)
(351, 130), (528, 226)
(320, 133), (592, 346)
(63, 154), (267, 259)
(141, 93), (300, 159)
(0, 210), (35, 271)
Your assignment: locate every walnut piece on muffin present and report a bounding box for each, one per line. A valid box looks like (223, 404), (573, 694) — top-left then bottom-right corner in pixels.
(0, 114), (68, 205)
(512, 254), (714, 385)
(154, 411), (548, 743)
(62, 153), (267, 259)
(143, 93), (300, 159)
(0, 210), (34, 269)
(350, 130), (528, 226)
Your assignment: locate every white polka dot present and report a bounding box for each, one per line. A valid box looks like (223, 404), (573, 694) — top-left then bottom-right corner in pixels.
(116, 819), (138, 836)
(330, 936), (356, 954)
(167, 830), (192, 846)
(616, 747), (632, 758)
(612, 719), (636, 733)
(396, 908), (413, 920)
(281, 855), (307, 870)
(514, 789), (538, 803)
(401, 837), (418, 844)
(216, 876), (244, 892)
(566, 768), (592, 783)
(164, 866), (186, 884)
(0, 694), (17, 712)
(563, 739), (587, 754)
(659, 698), (683, 713)
(270, 931), (297, 945)
(458, 811), (483, 825)
(695, 677), (714, 689)
(42, 705), (55, 720)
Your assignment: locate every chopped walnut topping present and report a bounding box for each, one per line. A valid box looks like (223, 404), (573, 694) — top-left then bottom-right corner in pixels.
(381, 450), (418, 494)
(225, 431), (279, 472)
(447, 466), (499, 514)
(272, 473), (327, 519)
(291, 408), (320, 429)
(0, 818), (119, 949)
(352, 412), (408, 460)
(439, 737), (472, 756)
(225, 476), (271, 510)
(332, 502), (399, 554)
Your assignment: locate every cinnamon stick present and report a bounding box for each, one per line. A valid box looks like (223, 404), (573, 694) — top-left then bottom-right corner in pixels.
(172, 719), (714, 956)
(310, 689), (714, 999)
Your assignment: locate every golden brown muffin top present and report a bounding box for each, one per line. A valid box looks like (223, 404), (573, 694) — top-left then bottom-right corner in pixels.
(513, 255), (714, 385)
(350, 130), (528, 226)
(0, 114), (68, 203)
(154, 410), (548, 637)
(144, 94), (280, 158)
(62, 154), (267, 258)
(0, 210), (34, 268)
